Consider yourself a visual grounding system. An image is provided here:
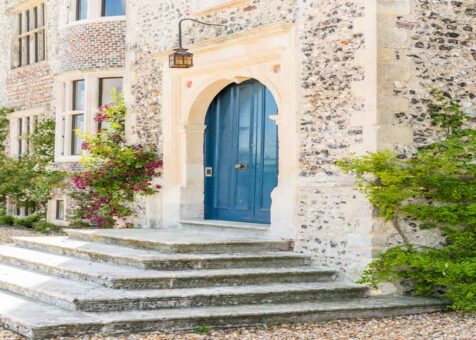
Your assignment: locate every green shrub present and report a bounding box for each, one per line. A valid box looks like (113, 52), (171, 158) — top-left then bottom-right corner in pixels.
(192, 324), (211, 335)
(13, 214), (41, 228)
(32, 221), (60, 234)
(71, 96), (162, 228)
(0, 215), (14, 226)
(338, 89), (475, 312)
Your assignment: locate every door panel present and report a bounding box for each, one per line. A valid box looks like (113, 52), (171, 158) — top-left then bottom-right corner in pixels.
(204, 80), (278, 224)
(256, 89), (279, 217)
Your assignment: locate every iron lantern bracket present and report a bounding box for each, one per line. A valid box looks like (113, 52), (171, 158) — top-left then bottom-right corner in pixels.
(177, 18), (227, 49)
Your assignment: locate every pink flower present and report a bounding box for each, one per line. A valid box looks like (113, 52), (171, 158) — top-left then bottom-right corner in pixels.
(99, 104), (111, 111)
(81, 141), (90, 150)
(94, 112), (108, 123)
(72, 176), (85, 189)
(156, 184), (162, 189)
(144, 160), (163, 170)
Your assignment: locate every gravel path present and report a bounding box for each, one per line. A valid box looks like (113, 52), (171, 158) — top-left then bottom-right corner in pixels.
(0, 312), (475, 339)
(0, 227), (474, 339)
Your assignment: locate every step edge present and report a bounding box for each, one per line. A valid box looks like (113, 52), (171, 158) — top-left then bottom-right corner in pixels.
(0, 250), (334, 278)
(64, 229), (293, 248)
(1, 242), (313, 261)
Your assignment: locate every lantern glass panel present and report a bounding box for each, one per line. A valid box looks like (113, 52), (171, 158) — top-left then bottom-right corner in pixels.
(169, 50), (193, 68)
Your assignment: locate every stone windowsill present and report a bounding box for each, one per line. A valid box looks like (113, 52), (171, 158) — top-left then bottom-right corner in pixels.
(61, 15), (126, 30)
(10, 60), (49, 72)
(55, 155), (81, 163)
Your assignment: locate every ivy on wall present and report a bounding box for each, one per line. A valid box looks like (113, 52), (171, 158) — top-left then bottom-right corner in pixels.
(338, 90), (476, 311)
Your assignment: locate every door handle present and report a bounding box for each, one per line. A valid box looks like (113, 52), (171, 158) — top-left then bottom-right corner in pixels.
(234, 163), (249, 170)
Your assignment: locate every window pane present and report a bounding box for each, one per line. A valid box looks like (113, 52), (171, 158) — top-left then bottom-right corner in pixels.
(25, 35), (30, 65)
(33, 7), (38, 29)
(26, 117), (31, 153)
(34, 32), (39, 62)
(99, 78), (123, 105)
(103, 0), (125, 16)
(73, 80), (85, 110)
(71, 114), (84, 155)
(40, 4), (45, 27)
(26, 10), (30, 32)
(17, 38), (22, 67)
(56, 200), (65, 220)
(18, 13), (22, 34)
(17, 118), (23, 156)
(17, 118), (23, 136)
(77, 0), (88, 20)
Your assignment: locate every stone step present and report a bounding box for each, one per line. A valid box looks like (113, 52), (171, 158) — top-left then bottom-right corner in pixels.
(178, 219), (270, 236)
(64, 228), (293, 253)
(13, 236), (310, 270)
(0, 264), (366, 312)
(0, 291), (102, 339)
(0, 251), (334, 289)
(0, 290), (447, 339)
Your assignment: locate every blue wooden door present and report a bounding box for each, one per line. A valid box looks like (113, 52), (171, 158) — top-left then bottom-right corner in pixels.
(204, 79), (278, 224)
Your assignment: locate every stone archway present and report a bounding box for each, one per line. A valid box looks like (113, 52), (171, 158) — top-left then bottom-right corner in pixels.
(157, 23), (298, 238)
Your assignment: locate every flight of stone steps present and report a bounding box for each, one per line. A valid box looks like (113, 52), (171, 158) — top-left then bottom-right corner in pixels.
(0, 227), (446, 339)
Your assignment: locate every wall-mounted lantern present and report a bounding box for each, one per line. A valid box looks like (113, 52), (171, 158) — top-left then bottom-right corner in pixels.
(169, 18), (226, 69)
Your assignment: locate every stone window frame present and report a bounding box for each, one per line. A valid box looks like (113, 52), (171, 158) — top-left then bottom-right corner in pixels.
(191, 0), (247, 15)
(7, 108), (42, 158)
(46, 195), (69, 226)
(10, 0), (46, 68)
(62, 0), (126, 26)
(55, 70), (124, 163)
(7, 201), (36, 218)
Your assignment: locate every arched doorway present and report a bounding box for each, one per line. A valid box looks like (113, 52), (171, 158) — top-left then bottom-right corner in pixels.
(203, 79), (278, 224)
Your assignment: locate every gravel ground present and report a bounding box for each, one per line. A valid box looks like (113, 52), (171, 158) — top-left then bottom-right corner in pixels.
(0, 312), (475, 340)
(0, 227), (474, 339)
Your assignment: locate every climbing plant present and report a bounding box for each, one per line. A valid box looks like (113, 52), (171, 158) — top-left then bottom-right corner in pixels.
(71, 96), (162, 229)
(337, 90), (476, 312)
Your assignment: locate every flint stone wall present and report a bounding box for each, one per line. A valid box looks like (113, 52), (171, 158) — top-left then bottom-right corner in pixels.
(125, 0), (475, 278)
(0, 0), (473, 279)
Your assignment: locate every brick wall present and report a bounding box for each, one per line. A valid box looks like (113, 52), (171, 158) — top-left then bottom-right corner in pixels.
(1, 0), (60, 112)
(6, 63), (54, 111)
(57, 20), (126, 73)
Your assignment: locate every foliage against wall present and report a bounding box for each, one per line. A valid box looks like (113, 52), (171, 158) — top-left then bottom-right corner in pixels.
(0, 109), (65, 213)
(338, 90), (476, 311)
(71, 97), (162, 229)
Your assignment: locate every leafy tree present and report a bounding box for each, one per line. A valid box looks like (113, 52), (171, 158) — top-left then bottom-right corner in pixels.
(0, 113), (66, 214)
(337, 90), (475, 311)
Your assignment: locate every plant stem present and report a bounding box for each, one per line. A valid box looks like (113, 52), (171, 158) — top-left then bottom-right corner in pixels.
(392, 206), (410, 245)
